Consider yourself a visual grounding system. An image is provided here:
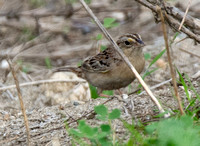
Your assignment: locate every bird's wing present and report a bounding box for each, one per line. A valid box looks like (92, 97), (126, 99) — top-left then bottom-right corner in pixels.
(81, 47), (122, 73)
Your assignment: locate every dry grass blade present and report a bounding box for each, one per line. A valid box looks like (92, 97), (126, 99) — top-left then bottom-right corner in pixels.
(79, 0), (170, 117)
(178, 0), (193, 30)
(158, 7), (184, 115)
(7, 59), (31, 145)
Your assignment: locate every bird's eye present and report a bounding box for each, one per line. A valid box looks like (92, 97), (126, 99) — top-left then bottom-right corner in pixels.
(124, 41), (130, 45)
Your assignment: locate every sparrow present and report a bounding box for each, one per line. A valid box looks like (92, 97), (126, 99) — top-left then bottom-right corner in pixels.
(53, 33), (145, 95)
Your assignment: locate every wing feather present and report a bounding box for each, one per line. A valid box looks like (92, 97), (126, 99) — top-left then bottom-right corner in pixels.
(81, 47), (121, 73)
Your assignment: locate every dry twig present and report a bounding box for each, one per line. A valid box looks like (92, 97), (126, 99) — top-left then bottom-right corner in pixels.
(7, 59), (31, 145)
(134, 0), (200, 43)
(179, 48), (200, 59)
(129, 79), (172, 96)
(158, 7), (184, 115)
(0, 79), (86, 91)
(79, 0), (169, 117)
(178, 0), (193, 30)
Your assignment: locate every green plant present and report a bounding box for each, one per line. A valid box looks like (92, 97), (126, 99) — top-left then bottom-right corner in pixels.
(100, 45), (107, 52)
(65, 103), (200, 146)
(176, 70), (200, 119)
(89, 84), (114, 99)
(135, 32), (180, 93)
(122, 120), (145, 146)
(89, 84), (99, 99)
(21, 27), (36, 42)
(136, 49), (166, 93)
(96, 33), (103, 41)
(103, 18), (119, 29)
(144, 53), (151, 61)
(65, 0), (77, 4)
(30, 0), (45, 8)
(67, 105), (121, 145)
(17, 60), (31, 73)
(44, 57), (52, 69)
(145, 115), (200, 146)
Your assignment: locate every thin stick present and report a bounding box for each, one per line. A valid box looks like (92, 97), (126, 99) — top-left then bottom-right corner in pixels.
(179, 48), (200, 59)
(0, 79), (86, 91)
(178, 0), (193, 30)
(79, 0), (169, 117)
(158, 7), (184, 115)
(129, 79), (172, 96)
(7, 59), (31, 145)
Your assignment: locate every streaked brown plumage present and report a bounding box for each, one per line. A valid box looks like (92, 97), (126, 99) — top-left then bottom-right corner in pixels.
(54, 33), (145, 94)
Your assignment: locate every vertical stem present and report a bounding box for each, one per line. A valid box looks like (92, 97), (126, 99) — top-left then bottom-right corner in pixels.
(158, 7), (184, 115)
(7, 59), (31, 145)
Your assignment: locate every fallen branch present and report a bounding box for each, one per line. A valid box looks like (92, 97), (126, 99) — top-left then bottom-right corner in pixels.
(134, 0), (200, 43)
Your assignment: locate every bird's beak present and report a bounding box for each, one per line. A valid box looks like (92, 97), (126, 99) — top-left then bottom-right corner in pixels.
(137, 39), (145, 47)
(128, 38), (145, 47)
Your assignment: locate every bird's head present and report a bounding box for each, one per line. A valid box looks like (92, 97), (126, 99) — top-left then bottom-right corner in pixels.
(117, 33), (145, 51)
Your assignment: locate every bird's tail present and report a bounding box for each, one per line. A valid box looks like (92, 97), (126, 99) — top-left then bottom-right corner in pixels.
(52, 66), (83, 78)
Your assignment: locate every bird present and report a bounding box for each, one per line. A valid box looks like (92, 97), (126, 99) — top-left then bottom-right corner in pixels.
(53, 33), (145, 96)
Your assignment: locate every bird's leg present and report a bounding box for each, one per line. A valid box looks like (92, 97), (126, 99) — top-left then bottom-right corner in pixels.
(97, 88), (124, 101)
(117, 89), (129, 101)
(99, 93), (112, 98)
(117, 89), (123, 95)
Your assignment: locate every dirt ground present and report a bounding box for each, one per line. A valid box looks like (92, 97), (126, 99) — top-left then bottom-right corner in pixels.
(0, 0), (200, 145)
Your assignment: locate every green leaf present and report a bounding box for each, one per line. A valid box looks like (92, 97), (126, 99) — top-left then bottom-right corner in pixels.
(84, 0), (91, 4)
(104, 18), (116, 26)
(127, 138), (134, 146)
(96, 33), (103, 40)
(77, 120), (98, 138)
(122, 119), (144, 144)
(45, 57), (52, 69)
(99, 137), (112, 146)
(78, 120), (87, 132)
(170, 32), (180, 44)
(84, 126), (98, 138)
(148, 49), (166, 68)
(185, 74), (200, 100)
(108, 109), (121, 120)
(100, 45), (107, 51)
(89, 84), (98, 99)
(144, 53), (151, 60)
(94, 105), (108, 120)
(22, 65), (29, 73)
(142, 68), (159, 79)
(100, 124), (111, 132)
(69, 129), (84, 137)
(176, 68), (190, 100)
(94, 105), (108, 117)
(103, 17), (119, 29)
(96, 132), (109, 140)
(77, 60), (83, 67)
(102, 90), (113, 96)
(145, 116), (200, 146)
